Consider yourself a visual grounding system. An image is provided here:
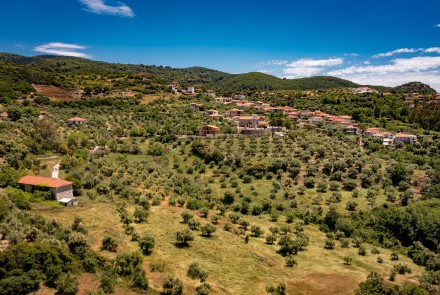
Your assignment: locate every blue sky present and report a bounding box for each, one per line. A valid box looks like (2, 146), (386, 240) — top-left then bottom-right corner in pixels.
(1, 0), (440, 90)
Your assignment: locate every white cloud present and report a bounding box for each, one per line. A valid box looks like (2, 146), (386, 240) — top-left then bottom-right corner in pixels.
(34, 42), (90, 58)
(435, 24), (440, 27)
(372, 48), (420, 58)
(344, 53), (359, 57)
(328, 53), (440, 91)
(332, 72), (440, 92)
(425, 47), (440, 54)
(79, 0), (134, 17)
(328, 56), (440, 76)
(283, 58), (344, 78)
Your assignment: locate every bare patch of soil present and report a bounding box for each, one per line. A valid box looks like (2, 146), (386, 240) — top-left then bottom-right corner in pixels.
(32, 84), (76, 101)
(287, 273), (361, 295)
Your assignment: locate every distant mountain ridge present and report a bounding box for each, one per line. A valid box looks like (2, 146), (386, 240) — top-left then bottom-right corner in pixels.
(0, 52), (436, 94)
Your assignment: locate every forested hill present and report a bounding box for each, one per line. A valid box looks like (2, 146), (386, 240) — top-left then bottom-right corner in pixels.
(0, 53), (359, 94)
(394, 82), (437, 95)
(1, 52), (438, 96)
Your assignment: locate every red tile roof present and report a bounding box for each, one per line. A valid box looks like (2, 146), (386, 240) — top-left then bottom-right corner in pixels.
(18, 176), (72, 188)
(68, 117), (87, 121)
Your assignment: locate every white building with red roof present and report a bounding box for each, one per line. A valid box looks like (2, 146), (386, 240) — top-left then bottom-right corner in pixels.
(68, 117), (87, 126)
(18, 176), (74, 201)
(394, 133), (417, 144)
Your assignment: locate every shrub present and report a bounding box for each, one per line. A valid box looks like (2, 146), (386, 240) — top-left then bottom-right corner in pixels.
(222, 191), (235, 204)
(358, 246), (367, 256)
(304, 177), (315, 188)
(345, 200), (358, 211)
(150, 261), (166, 272)
(266, 283), (286, 295)
(251, 225), (263, 237)
(352, 237), (363, 247)
(101, 236), (118, 252)
(138, 235), (155, 255)
(343, 256), (352, 265)
(266, 234), (276, 245)
(188, 218), (201, 230)
(316, 181), (328, 193)
(210, 215), (220, 224)
(162, 275), (183, 295)
(131, 269), (149, 291)
(340, 238), (349, 248)
(228, 212), (241, 224)
(176, 229), (194, 246)
(196, 283), (211, 295)
(223, 222), (232, 231)
(324, 238), (335, 250)
(199, 207), (209, 218)
(285, 255), (297, 267)
(55, 273), (78, 295)
(201, 224), (216, 237)
(371, 248), (380, 255)
(181, 211), (193, 224)
(389, 269), (397, 281)
(134, 206), (148, 223)
(187, 262), (208, 282)
(100, 270), (116, 293)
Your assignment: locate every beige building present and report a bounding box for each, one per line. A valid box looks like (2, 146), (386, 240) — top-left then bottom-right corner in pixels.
(198, 125), (220, 136)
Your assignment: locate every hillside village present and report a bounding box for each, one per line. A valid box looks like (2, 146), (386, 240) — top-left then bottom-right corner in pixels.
(186, 86), (420, 146)
(0, 55), (439, 295)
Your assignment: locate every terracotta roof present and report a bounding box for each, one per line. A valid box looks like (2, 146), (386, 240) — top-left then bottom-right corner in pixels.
(18, 176), (72, 188)
(395, 133), (416, 138)
(366, 128), (380, 132)
(238, 116), (261, 120)
(68, 117), (87, 121)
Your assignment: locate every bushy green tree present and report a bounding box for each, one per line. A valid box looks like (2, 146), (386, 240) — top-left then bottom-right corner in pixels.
(138, 235), (155, 255)
(101, 236), (118, 252)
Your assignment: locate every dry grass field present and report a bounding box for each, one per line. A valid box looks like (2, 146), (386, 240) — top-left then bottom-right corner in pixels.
(34, 196), (424, 295)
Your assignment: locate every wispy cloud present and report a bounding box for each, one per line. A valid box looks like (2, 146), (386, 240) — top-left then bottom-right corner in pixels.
(34, 42), (90, 58)
(435, 24), (440, 27)
(79, 0), (134, 17)
(283, 58), (344, 78)
(372, 48), (420, 58)
(258, 60), (288, 67)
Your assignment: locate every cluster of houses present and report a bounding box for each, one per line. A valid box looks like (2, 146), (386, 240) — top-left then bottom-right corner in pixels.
(167, 82), (217, 98)
(193, 98), (288, 136)
(349, 87), (378, 94)
(364, 128), (417, 145)
(192, 97), (418, 145)
(404, 93), (440, 108)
